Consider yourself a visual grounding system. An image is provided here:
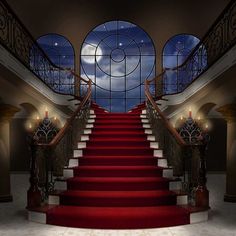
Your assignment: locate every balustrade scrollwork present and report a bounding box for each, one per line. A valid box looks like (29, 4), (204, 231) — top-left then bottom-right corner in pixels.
(0, 0), (75, 95)
(151, 0), (236, 97)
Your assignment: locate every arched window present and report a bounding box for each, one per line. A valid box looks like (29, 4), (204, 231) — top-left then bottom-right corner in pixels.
(80, 20), (156, 112)
(163, 34), (207, 94)
(32, 34), (75, 94)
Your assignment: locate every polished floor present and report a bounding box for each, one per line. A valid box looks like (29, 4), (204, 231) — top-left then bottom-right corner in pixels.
(0, 173), (236, 236)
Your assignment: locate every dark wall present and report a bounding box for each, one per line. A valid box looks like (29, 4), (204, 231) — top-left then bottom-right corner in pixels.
(6, 0), (231, 71)
(206, 118), (227, 172)
(10, 119), (30, 172)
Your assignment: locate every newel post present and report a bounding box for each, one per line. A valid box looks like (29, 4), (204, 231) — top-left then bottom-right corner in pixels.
(27, 138), (41, 208)
(195, 143), (209, 207)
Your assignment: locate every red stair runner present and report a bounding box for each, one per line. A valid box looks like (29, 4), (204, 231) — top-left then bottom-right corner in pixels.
(46, 103), (190, 229)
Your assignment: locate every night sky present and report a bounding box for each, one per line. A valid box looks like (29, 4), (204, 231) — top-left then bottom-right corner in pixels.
(35, 24), (206, 111)
(80, 20), (155, 112)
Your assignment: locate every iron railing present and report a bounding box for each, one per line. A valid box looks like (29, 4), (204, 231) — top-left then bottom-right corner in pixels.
(152, 0), (236, 97)
(0, 0), (84, 95)
(0, 0), (93, 206)
(145, 80), (208, 205)
(142, 0), (236, 204)
(27, 80), (92, 207)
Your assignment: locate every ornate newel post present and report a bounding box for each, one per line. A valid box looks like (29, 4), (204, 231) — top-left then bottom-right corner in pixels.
(27, 138), (41, 208)
(177, 108), (210, 207)
(217, 104), (236, 202)
(195, 143), (209, 207)
(27, 108), (59, 206)
(0, 104), (20, 202)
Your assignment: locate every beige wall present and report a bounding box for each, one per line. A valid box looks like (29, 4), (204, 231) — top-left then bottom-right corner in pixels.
(3, 0), (231, 172)
(6, 0), (230, 72)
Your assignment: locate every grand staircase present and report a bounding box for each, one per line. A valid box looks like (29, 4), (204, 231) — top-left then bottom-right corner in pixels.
(28, 102), (208, 229)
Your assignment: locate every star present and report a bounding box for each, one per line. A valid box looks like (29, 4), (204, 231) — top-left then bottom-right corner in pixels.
(54, 42), (58, 46)
(119, 43), (123, 46)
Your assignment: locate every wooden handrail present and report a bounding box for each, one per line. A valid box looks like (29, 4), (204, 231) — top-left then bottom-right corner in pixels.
(65, 68), (89, 84)
(37, 79), (92, 148)
(145, 80), (187, 147)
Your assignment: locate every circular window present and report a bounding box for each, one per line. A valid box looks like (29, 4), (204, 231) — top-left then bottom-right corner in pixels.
(81, 21), (156, 112)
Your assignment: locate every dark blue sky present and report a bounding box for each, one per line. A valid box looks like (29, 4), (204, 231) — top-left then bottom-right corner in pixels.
(80, 20), (155, 112)
(35, 26), (206, 110)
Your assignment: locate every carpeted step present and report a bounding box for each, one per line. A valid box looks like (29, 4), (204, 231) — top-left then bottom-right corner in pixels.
(95, 115), (142, 120)
(90, 131), (148, 139)
(93, 119), (142, 124)
(96, 112), (140, 118)
(78, 156), (158, 166)
(46, 205), (190, 229)
(41, 102), (191, 230)
(93, 124), (144, 128)
(72, 166), (164, 177)
(86, 139), (150, 147)
(67, 177), (170, 191)
(90, 127), (147, 132)
(82, 146), (154, 156)
(59, 190), (177, 207)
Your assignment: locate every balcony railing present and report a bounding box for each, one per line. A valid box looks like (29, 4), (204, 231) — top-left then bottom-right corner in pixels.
(0, 0), (86, 95)
(152, 0), (236, 97)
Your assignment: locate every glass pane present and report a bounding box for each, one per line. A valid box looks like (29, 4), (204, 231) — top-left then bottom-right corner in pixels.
(141, 56), (155, 80)
(96, 87), (110, 98)
(126, 70), (140, 90)
(96, 66), (110, 90)
(126, 99), (141, 111)
(96, 99), (110, 111)
(127, 87), (140, 98)
(111, 77), (125, 91)
(111, 99), (125, 112)
(80, 20), (156, 112)
(111, 91), (125, 98)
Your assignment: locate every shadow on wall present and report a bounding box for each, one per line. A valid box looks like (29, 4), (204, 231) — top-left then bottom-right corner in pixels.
(197, 103), (227, 172)
(10, 103), (39, 172)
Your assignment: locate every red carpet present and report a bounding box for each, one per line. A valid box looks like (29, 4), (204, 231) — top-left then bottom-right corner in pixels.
(46, 102), (190, 229)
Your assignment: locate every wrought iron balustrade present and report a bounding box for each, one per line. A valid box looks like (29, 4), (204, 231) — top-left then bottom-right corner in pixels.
(0, 0), (93, 208)
(145, 79), (209, 206)
(152, 0), (236, 97)
(0, 0), (80, 95)
(27, 80), (92, 207)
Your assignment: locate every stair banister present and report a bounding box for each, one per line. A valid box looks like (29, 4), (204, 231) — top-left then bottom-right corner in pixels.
(37, 79), (92, 148)
(27, 78), (92, 207)
(145, 80), (186, 147)
(145, 76), (209, 208)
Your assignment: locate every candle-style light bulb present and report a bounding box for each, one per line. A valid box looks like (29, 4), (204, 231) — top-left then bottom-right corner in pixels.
(205, 124), (209, 132)
(36, 116), (40, 126)
(180, 115), (183, 120)
(45, 107), (48, 118)
(54, 116), (57, 121)
(29, 123), (32, 130)
(197, 116), (201, 121)
(189, 107), (192, 118)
